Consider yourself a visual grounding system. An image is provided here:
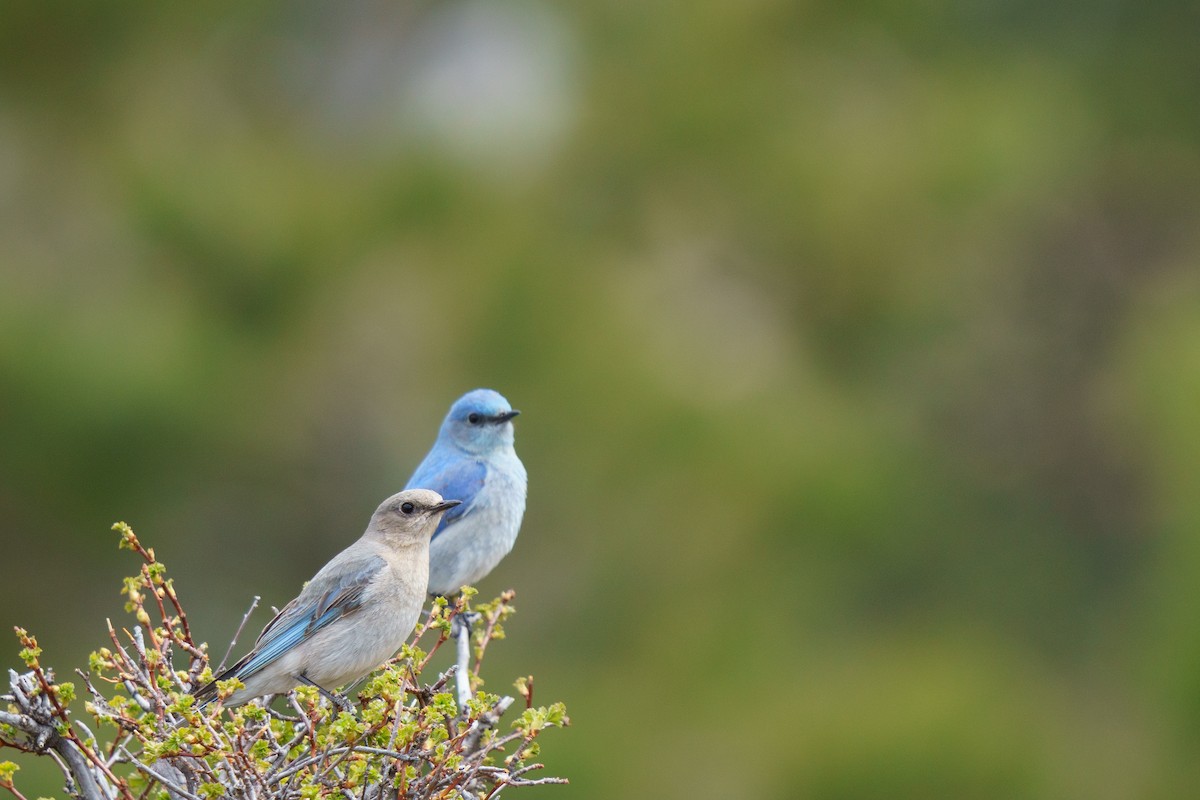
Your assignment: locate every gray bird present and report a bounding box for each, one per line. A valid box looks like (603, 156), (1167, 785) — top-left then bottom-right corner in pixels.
(194, 489), (460, 707)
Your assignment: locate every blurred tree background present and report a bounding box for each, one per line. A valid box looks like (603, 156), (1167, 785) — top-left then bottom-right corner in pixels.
(3, 0), (1200, 797)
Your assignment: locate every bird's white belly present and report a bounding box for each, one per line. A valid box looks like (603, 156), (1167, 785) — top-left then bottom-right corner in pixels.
(235, 586), (422, 700)
(427, 468), (525, 595)
(301, 606), (415, 688)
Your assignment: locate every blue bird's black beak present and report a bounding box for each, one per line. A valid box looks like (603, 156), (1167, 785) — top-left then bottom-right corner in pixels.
(492, 410), (520, 424)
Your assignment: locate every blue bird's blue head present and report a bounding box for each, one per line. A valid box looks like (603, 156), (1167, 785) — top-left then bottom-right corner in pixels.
(438, 389), (520, 454)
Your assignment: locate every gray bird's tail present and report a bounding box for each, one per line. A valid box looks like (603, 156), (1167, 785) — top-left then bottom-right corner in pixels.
(192, 653), (253, 707)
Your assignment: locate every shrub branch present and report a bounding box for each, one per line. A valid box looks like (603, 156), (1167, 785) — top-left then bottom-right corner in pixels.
(0, 523), (567, 800)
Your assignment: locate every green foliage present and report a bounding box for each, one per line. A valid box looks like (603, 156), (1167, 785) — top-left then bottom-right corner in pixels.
(0, 525), (567, 800)
(4, 3), (1199, 797)
(513, 703), (569, 736)
(17, 648), (40, 669)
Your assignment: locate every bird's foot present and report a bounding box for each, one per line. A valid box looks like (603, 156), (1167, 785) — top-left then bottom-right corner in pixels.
(450, 610), (481, 638)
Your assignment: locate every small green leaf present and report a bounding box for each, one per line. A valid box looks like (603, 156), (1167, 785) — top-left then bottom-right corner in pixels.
(168, 694), (196, 713)
(198, 781), (225, 798)
(215, 677), (245, 700)
(249, 739), (271, 761)
(19, 646), (42, 667)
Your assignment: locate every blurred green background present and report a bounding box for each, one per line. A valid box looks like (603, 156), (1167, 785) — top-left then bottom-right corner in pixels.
(3, 1), (1200, 797)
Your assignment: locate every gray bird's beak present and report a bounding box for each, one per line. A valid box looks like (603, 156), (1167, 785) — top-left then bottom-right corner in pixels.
(432, 500), (462, 513)
(493, 410), (520, 423)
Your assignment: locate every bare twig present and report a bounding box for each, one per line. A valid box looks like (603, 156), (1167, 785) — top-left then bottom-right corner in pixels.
(218, 596), (260, 673)
(472, 591), (515, 676)
(0, 700), (107, 800)
(463, 696), (514, 754)
(128, 757), (204, 800)
(455, 615), (474, 710)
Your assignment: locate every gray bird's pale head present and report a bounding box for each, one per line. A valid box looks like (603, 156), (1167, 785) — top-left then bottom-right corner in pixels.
(439, 388), (520, 454)
(370, 489), (461, 544)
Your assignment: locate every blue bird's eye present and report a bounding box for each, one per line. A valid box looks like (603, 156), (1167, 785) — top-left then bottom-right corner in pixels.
(400, 502), (415, 514)
(467, 413), (482, 425)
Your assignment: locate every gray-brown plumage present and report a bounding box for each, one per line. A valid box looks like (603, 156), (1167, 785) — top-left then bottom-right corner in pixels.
(194, 489), (459, 706)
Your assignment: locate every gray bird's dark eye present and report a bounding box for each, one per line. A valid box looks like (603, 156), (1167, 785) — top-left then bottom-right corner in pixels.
(467, 413), (481, 424)
(400, 502), (415, 514)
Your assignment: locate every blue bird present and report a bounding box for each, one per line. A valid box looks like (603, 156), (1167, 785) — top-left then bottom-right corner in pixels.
(194, 489), (459, 707)
(405, 389), (527, 596)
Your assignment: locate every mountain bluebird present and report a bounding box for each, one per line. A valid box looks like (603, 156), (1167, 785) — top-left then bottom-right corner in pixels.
(405, 389), (527, 596)
(194, 489), (460, 707)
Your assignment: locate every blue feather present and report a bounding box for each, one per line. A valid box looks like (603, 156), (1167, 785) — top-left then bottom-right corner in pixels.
(232, 555), (384, 681)
(407, 457), (485, 540)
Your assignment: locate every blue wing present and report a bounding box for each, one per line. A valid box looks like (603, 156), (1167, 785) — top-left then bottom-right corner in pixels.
(406, 455), (485, 540)
(233, 555), (385, 681)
